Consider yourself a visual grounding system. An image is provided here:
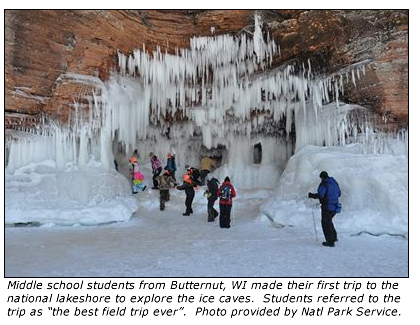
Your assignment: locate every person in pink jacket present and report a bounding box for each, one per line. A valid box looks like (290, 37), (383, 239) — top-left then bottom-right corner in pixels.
(130, 156), (146, 194)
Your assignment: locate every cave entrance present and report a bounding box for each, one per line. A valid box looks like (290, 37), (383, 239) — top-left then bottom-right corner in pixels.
(253, 142), (262, 164)
(200, 144), (227, 169)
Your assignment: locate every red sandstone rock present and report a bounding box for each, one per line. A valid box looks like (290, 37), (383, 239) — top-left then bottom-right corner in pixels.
(5, 10), (408, 130)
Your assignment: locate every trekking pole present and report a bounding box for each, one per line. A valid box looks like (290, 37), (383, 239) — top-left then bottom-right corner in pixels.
(311, 204), (318, 241)
(232, 203), (236, 226)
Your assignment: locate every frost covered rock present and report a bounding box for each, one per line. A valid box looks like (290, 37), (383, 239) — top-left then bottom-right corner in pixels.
(260, 144), (408, 235)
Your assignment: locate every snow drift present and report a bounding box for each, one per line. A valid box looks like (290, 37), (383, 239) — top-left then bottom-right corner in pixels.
(260, 144), (408, 236)
(5, 159), (138, 226)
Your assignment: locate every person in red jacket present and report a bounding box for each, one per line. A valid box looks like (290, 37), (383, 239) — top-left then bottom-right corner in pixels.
(217, 176), (236, 228)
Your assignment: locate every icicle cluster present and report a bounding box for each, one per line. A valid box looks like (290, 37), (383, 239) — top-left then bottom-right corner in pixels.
(5, 13), (406, 175)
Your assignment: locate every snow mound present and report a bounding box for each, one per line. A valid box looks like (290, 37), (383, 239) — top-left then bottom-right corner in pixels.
(5, 160), (139, 226)
(260, 144), (408, 235)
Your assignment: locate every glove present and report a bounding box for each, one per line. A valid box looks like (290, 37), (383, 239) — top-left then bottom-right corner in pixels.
(308, 193), (316, 199)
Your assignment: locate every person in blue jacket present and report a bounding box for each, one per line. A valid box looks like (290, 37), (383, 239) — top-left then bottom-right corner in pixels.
(165, 153), (177, 184)
(308, 171), (341, 247)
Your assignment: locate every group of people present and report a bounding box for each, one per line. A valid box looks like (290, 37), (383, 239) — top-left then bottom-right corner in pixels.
(128, 150), (236, 228)
(129, 150), (175, 193)
(175, 171), (236, 228)
(128, 150), (342, 242)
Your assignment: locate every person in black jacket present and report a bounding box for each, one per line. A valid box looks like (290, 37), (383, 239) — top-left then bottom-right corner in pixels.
(177, 173), (196, 216)
(185, 165), (202, 186)
(308, 171), (341, 247)
(205, 176), (220, 222)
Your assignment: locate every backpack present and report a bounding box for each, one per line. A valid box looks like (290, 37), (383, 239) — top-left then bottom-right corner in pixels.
(192, 168), (200, 180)
(220, 185), (231, 200)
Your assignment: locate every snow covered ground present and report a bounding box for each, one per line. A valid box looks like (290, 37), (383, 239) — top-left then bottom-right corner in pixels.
(4, 190), (407, 277)
(5, 180), (407, 277)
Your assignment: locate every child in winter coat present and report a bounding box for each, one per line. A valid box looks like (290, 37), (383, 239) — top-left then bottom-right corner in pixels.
(205, 176), (220, 222)
(217, 176), (236, 228)
(200, 156), (216, 184)
(185, 165), (202, 185)
(130, 157), (146, 194)
(177, 173), (197, 216)
(157, 169), (176, 211)
(166, 153), (177, 184)
(150, 153), (162, 189)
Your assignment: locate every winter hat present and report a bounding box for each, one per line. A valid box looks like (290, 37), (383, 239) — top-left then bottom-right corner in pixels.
(149, 152), (154, 157)
(167, 153), (172, 158)
(224, 176), (230, 182)
(185, 164), (190, 169)
(319, 171), (329, 179)
(164, 169), (170, 175)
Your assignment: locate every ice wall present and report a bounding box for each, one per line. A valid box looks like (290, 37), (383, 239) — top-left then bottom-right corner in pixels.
(260, 144), (408, 235)
(6, 12), (403, 191)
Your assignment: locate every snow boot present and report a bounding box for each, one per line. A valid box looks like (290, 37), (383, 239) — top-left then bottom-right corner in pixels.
(183, 213), (190, 216)
(322, 241), (335, 247)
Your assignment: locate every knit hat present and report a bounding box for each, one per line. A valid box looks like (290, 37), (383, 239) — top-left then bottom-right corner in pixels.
(224, 176), (230, 182)
(319, 171), (329, 179)
(185, 164), (190, 169)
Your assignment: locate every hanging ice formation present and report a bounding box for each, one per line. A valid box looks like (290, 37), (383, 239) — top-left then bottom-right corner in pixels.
(6, 13), (407, 179)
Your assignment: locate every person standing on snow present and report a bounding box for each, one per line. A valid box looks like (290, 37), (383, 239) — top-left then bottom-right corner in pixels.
(205, 175), (220, 222)
(150, 153), (162, 189)
(157, 169), (176, 211)
(177, 173), (197, 216)
(308, 171), (341, 247)
(130, 156), (146, 194)
(200, 155), (216, 184)
(165, 153), (177, 184)
(185, 165), (201, 185)
(217, 176), (236, 228)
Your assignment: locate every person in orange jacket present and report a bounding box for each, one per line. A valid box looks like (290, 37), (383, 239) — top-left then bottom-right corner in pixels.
(217, 176), (236, 228)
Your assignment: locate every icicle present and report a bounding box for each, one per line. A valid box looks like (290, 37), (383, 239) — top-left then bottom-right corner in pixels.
(351, 69), (356, 87)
